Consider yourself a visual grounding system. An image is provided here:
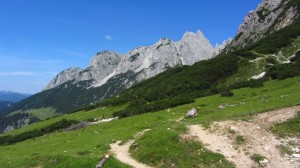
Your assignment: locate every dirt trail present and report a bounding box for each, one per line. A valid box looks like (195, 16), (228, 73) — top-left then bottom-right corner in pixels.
(110, 129), (152, 168)
(184, 106), (300, 168)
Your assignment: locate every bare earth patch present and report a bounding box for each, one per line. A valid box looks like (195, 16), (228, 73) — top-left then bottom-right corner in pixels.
(110, 129), (152, 168)
(184, 106), (300, 168)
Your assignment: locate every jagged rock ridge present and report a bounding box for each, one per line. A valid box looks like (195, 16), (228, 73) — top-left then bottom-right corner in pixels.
(44, 31), (217, 97)
(227, 0), (300, 49)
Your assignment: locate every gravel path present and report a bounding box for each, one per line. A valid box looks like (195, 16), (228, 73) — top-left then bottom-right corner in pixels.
(185, 106), (300, 168)
(110, 129), (152, 168)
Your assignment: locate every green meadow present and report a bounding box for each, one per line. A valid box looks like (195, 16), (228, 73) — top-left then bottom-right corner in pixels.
(0, 76), (300, 168)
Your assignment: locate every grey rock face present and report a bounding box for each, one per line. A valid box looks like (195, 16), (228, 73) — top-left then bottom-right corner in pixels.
(215, 38), (233, 54)
(186, 108), (198, 118)
(44, 67), (82, 90)
(44, 31), (217, 96)
(175, 31), (216, 65)
(228, 0), (299, 49)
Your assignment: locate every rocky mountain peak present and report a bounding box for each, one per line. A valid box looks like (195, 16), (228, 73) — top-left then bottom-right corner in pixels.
(215, 38), (233, 53)
(90, 50), (121, 68)
(44, 67), (82, 90)
(153, 38), (173, 49)
(158, 37), (172, 43)
(175, 30), (216, 65)
(44, 30), (218, 93)
(182, 30), (207, 42)
(259, 0), (282, 11)
(227, 0), (300, 49)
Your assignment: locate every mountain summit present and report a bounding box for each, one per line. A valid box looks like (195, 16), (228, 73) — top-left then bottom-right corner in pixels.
(44, 30), (217, 93)
(228, 0), (299, 49)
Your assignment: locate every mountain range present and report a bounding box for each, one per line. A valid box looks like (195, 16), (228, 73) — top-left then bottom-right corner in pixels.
(0, 91), (31, 115)
(45, 31), (222, 92)
(3, 30), (224, 116)
(0, 91), (31, 103)
(1, 0), (300, 133)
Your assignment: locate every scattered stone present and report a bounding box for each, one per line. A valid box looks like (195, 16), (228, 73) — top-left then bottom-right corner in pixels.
(251, 72), (266, 80)
(292, 148), (300, 153)
(219, 105), (226, 109)
(186, 108), (198, 118)
(259, 159), (269, 167)
(65, 122), (89, 131)
(256, 126), (261, 130)
(230, 126), (236, 131)
(133, 143), (138, 149)
(90, 117), (119, 125)
(96, 154), (110, 168)
(292, 154), (300, 158)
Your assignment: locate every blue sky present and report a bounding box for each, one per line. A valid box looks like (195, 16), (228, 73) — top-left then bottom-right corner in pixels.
(0, 0), (261, 94)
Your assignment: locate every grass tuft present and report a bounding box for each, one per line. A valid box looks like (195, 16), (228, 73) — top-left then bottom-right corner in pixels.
(250, 153), (266, 163)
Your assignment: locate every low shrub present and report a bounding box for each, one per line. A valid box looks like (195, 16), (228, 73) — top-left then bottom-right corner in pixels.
(221, 91), (234, 97)
(290, 50), (300, 62)
(229, 79), (264, 90)
(267, 63), (300, 80)
(250, 154), (266, 163)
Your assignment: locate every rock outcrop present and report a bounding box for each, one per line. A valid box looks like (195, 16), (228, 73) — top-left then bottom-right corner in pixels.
(228, 0), (300, 49)
(44, 67), (83, 90)
(186, 108), (198, 118)
(44, 31), (217, 94)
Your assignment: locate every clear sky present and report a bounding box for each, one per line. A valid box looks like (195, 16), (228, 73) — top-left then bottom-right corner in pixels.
(0, 0), (261, 94)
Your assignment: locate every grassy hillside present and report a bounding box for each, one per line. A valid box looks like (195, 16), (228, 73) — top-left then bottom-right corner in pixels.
(90, 20), (300, 119)
(4, 71), (135, 115)
(0, 76), (299, 167)
(3, 8), (300, 127)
